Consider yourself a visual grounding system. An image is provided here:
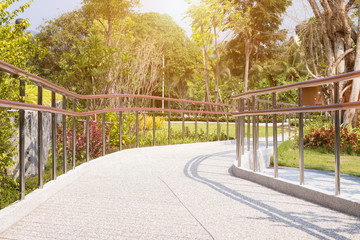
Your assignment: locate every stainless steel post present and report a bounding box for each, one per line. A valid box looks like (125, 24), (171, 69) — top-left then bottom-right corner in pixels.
(247, 99), (251, 151)
(272, 93), (278, 178)
(334, 82), (341, 195)
(299, 88), (304, 185)
(206, 114), (209, 142)
(182, 103), (185, 144)
(241, 102), (245, 155)
(282, 114), (285, 143)
(102, 112), (106, 156)
(236, 110), (240, 165)
(62, 96), (67, 173)
(168, 101), (171, 145)
(256, 101), (260, 150)
(38, 86), (43, 188)
(51, 91), (57, 179)
(265, 103), (269, 148)
(86, 99), (90, 162)
(288, 114), (291, 139)
(195, 105), (198, 143)
(226, 109), (229, 141)
(19, 79), (25, 200)
(217, 106), (220, 141)
(236, 100), (242, 166)
(153, 99), (156, 146)
(241, 99), (245, 155)
(294, 113), (297, 138)
(252, 96), (257, 172)
(72, 99), (76, 169)
(119, 99), (122, 151)
(136, 98), (139, 148)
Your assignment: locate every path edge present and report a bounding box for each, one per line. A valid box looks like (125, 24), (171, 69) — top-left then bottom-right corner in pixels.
(232, 163), (360, 218)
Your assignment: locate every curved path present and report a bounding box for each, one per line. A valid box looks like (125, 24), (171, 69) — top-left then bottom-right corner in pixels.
(1, 142), (359, 240)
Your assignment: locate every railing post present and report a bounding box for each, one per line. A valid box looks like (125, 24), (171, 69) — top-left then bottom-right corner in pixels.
(38, 86), (43, 189)
(182, 102), (185, 144)
(256, 101), (260, 150)
(168, 100), (171, 145)
(195, 104), (198, 143)
(252, 96), (257, 172)
(206, 113), (209, 142)
(247, 99), (251, 151)
(153, 99), (156, 146)
(299, 88), (304, 185)
(226, 107), (229, 141)
(102, 112), (106, 156)
(51, 91), (57, 179)
(241, 104), (245, 155)
(241, 100), (245, 154)
(265, 103), (269, 148)
(136, 98), (139, 148)
(19, 79), (25, 200)
(72, 99), (76, 169)
(288, 114), (291, 139)
(217, 105), (220, 141)
(86, 99), (90, 162)
(282, 113), (285, 143)
(119, 98), (122, 151)
(334, 82), (341, 195)
(236, 100), (242, 166)
(272, 92), (278, 178)
(62, 96), (67, 173)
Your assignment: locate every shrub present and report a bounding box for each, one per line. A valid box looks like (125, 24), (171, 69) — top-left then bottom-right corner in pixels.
(0, 110), (17, 209)
(56, 117), (108, 163)
(304, 125), (359, 155)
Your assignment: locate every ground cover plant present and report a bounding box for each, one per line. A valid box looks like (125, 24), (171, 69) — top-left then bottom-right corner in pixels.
(273, 140), (360, 177)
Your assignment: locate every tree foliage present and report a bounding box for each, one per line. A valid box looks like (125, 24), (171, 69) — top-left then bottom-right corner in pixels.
(0, 0), (46, 202)
(230, 0), (291, 92)
(303, 0), (360, 125)
(132, 12), (200, 100)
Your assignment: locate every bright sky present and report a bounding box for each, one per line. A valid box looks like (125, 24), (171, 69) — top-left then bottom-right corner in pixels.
(9, 0), (311, 37)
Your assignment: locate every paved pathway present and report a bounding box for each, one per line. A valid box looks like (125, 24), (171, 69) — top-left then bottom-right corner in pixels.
(1, 142), (360, 240)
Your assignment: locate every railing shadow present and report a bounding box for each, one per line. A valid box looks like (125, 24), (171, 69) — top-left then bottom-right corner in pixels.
(183, 150), (359, 240)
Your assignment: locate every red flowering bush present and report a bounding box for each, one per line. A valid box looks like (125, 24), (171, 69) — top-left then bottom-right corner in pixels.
(304, 126), (359, 154)
(56, 118), (110, 162)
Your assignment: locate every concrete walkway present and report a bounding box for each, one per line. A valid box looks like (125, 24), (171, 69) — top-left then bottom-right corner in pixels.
(1, 142), (360, 239)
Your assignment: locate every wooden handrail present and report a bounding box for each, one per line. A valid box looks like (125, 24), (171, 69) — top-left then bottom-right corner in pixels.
(232, 71), (360, 100)
(0, 60), (235, 108)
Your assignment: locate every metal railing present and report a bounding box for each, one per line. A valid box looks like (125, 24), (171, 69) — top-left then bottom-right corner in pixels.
(0, 60), (234, 201)
(232, 71), (360, 195)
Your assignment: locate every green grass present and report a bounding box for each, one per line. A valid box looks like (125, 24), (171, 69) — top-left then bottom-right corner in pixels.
(274, 140), (360, 177)
(160, 122), (284, 139)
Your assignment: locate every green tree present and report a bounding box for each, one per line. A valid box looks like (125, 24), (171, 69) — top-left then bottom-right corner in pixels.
(231, 0), (291, 92)
(132, 12), (200, 100)
(0, 0), (46, 207)
(304, 0), (360, 126)
(187, 0), (239, 103)
(82, 0), (139, 47)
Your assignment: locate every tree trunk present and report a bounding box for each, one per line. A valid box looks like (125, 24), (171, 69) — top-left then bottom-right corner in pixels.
(203, 46), (210, 103)
(244, 39), (251, 92)
(214, 25), (220, 104)
(343, 6), (360, 126)
(335, 36), (346, 74)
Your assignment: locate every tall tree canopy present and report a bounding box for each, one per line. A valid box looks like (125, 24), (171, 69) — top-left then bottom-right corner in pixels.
(303, 0), (360, 125)
(35, 5), (199, 107)
(230, 0), (291, 92)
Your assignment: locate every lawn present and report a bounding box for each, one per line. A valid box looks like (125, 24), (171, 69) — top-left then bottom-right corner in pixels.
(160, 121), (285, 139)
(274, 141), (360, 177)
